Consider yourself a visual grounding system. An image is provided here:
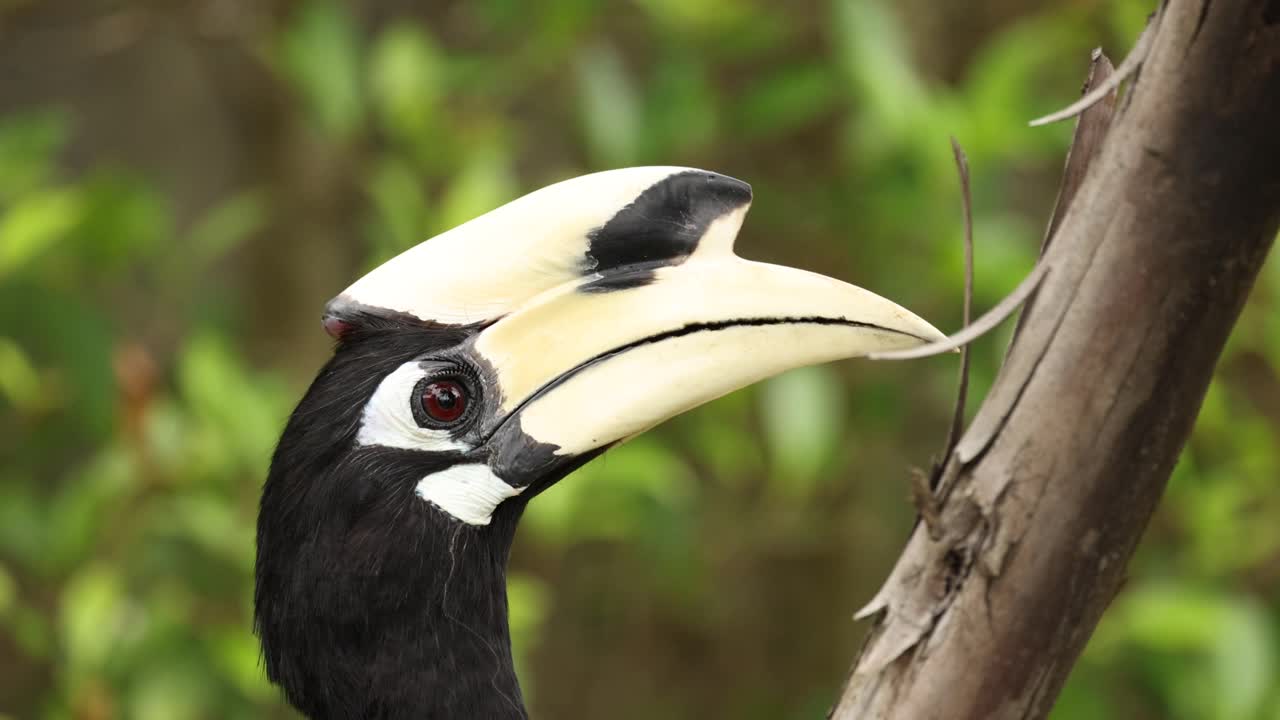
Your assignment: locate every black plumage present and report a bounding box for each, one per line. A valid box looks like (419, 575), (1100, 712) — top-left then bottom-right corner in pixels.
(256, 323), (531, 719)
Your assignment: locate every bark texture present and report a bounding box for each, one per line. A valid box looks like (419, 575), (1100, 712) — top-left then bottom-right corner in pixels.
(831, 1), (1280, 718)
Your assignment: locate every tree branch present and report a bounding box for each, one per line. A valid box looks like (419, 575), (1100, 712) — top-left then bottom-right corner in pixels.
(830, 1), (1280, 718)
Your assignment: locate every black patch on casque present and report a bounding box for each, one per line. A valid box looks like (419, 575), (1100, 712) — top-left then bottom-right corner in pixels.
(580, 170), (752, 291)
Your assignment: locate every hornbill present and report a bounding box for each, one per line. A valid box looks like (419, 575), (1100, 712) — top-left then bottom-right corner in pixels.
(255, 167), (944, 719)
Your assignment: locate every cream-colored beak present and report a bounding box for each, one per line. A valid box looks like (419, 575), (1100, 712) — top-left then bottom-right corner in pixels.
(474, 205), (943, 459)
(326, 166), (943, 488)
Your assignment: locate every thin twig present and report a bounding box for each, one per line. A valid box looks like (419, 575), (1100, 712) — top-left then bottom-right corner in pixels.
(1028, 19), (1154, 127)
(1007, 50), (1116, 350)
(869, 263), (1048, 361)
(1040, 50), (1117, 247)
(942, 137), (974, 461)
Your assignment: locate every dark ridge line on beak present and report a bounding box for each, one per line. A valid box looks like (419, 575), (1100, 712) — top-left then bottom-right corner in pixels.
(323, 295), (496, 340)
(480, 315), (927, 445)
(578, 267), (658, 293)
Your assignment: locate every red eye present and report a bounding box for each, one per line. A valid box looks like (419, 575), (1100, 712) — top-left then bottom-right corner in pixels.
(420, 380), (467, 424)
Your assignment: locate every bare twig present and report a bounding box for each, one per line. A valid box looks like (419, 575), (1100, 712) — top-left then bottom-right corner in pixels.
(942, 137), (974, 461)
(1040, 51), (1118, 246)
(1009, 50), (1117, 348)
(1028, 15), (1155, 127)
(868, 263), (1048, 361)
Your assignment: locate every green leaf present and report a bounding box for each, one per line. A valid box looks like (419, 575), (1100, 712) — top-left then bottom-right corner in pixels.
(735, 63), (837, 138)
(127, 657), (212, 720)
(644, 54), (717, 157)
(369, 24), (443, 142)
(0, 109), (69, 200)
(1108, 0), (1154, 44)
(75, 170), (171, 270)
(187, 190), (267, 267)
(634, 0), (752, 33)
(211, 627), (275, 701)
(1052, 664), (1116, 720)
(44, 448), (136, 573)
(1121, 585), (1227, 650)
(576, 44), (640, 167)
(833, 0), (929, 141)
(523, 437), (695, 544)
(0, 564), (15, 618)
(177, 332), (291, 474)
(60, 565), (126, 672)
(364, 156), (429, 262)
(687, 408), (764, 481)
(507, 572), (550, 672)
(1097, 584), (1277, 720)
(0, 187), (82, 276)
(154, 493), (255, 572)
(1210, 599), (1273, 720)
(276, 0), (363, 138)
(438, 147), (517, 232)
(10, 604), (52, 660)
(962, 16), (1081, 160)
(760, 366), (846, 499)
(0, 476), (49, 572)
(0, 337), (43, 412)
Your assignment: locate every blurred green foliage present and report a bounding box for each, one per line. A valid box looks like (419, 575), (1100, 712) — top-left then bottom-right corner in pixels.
(1, 1), (1277, 718)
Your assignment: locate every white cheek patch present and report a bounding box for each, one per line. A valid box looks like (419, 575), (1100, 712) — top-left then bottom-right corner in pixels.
(416, 464), (524, 526)
(357, 364), (471, 452)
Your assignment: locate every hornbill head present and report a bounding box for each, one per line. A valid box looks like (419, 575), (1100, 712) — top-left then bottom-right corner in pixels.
(255, 167), (943, 719)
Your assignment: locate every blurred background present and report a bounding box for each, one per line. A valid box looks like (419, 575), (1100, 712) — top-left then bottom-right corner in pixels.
(2, 0), (1278, 718)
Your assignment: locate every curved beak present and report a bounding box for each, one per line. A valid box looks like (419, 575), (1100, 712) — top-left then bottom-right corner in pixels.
(324, 166), (945, 488)
(476, 205), (943, 481)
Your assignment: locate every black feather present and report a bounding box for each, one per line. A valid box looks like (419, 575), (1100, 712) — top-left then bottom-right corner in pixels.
(255, 324), (529, 719)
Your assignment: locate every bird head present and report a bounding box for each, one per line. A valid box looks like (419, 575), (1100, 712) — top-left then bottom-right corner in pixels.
(254, 167), (944, 718)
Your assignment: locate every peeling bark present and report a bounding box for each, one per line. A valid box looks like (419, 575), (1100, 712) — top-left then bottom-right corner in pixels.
(830, 1), (1280, 718)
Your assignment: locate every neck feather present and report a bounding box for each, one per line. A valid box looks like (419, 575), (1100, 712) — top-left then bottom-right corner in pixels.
(257, 499), (529, 719)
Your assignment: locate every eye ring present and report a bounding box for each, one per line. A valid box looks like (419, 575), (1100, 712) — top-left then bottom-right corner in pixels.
(411, 375), (473, 429)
